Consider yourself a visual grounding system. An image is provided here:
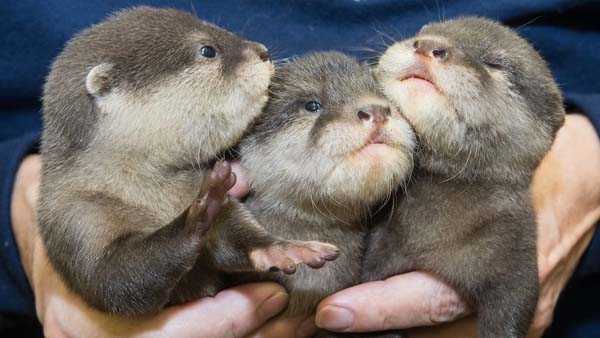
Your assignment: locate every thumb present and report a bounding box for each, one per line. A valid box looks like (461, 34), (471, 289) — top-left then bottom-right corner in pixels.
(315, 272), (468, 332)
(151, 283), (289, 338)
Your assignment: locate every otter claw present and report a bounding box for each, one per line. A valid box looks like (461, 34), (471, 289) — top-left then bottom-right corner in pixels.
(186, 161), (235, 235)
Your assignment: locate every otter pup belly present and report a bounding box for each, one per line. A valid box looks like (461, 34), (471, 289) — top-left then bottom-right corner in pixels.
(38, 6), (339, 317)
(234, 52), (415, 334)
(364, 17), (565, 338)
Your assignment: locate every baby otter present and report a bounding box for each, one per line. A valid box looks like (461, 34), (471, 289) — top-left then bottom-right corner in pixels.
(235, 52), (415, 332)
(38, 6), (339, 316)
(363, 17), (565, 338)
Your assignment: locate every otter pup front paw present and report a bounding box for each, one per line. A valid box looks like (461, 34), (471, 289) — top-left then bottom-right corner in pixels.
(185, 161), (236, 237)
(250, 240), (340, 274)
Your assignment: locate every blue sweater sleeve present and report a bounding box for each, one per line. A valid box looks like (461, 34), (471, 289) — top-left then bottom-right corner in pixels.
(567, 94), (600, 135)
(0, 132), (39, 316)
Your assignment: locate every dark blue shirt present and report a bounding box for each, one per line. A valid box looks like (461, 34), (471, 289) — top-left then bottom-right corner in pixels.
(1, 1), (599, 336)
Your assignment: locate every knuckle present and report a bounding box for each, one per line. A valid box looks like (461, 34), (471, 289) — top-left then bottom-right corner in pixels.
(427, 285), (467, 324)
(381, 312), (400, 330)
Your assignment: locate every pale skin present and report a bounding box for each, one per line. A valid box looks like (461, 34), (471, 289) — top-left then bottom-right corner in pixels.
(10, 114), (600, 337)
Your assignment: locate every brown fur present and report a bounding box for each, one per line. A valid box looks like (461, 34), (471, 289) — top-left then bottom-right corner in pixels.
(236, 52), (415, 335)
(363, 17), (565, 338)
(38, 6), (336, 317)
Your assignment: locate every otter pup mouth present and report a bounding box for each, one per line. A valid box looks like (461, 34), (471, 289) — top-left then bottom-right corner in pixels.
(368, 129), (386, 144)
(397, 62), (438, 91)
(357, 143), (392, 158)
(353, 129), (393, 158)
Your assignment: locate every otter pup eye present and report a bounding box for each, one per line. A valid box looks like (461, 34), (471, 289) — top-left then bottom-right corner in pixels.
(483, 58), (506, 70)
(304, 101), (321, 112)
(199, 46), (216, 58)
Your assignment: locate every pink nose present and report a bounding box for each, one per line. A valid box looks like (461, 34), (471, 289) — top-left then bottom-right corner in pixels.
(413, 39), (449, 61)
(357, 105), (390, 125)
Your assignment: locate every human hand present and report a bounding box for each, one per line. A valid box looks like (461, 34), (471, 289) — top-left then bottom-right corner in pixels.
(314, 114), (600, 337)
(528, 113), (600, 337)
(11, 155), (315, 338)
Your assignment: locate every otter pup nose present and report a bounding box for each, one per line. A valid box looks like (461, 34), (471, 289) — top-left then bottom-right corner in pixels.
(357, 105), (389, 124)
(248, 42), (271, 62)
(259, 50), (271, 62)
(413, 39), (449, 61)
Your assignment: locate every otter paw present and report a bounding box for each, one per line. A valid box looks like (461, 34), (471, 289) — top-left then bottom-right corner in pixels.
(186, 161), (236, 234)
(249, 241), (340, 274)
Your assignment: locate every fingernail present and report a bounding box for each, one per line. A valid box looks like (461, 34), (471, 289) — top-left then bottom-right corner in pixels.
(315, 305), (354, 331)
(297, 316), (318, 337)
(259, 292), (289, 316)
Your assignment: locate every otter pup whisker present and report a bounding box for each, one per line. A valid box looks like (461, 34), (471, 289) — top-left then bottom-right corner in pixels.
(364, 17), (565, 338)
(234, 52), (416, 336)
(38, 6), (340, 317)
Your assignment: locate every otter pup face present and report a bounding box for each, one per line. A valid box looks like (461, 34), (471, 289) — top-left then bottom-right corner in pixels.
(45, 7), (273, 163)
(242, 52), (415, 206)
(376, 17), (564, 176)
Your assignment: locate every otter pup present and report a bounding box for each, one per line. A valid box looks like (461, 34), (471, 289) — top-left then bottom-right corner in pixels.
(38, 6), (339, 317)
(235, 52), (415, 332)
(363, 17), (565, 338)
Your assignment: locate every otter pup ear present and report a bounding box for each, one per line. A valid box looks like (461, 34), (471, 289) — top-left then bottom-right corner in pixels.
(86, 63), (114, 97)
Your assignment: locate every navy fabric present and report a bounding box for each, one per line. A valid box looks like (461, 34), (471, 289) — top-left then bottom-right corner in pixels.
(0, 0), (599, 336)
(0, 133), (38, 315)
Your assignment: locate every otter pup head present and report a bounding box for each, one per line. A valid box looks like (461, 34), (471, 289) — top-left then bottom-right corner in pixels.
(43, 6), (273, 164)
(376, 17), (564, 182)
(241, 52), (415, 212)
